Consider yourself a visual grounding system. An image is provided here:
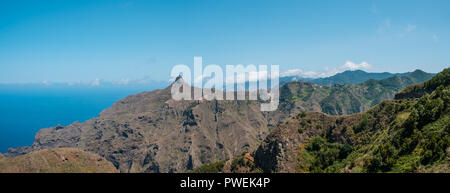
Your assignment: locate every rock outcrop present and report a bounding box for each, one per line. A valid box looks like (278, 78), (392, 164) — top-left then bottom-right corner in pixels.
(6, 78), (270, 173)
(4, 71), (436, 173)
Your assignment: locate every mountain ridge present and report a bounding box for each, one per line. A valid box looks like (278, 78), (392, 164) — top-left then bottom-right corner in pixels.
(280, 69), (433, 86)
(193, 68), (449, 173)
(3, 69), (438, 173)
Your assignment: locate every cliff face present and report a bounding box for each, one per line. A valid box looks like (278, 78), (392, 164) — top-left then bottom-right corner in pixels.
(0, 148), (118, 173)
(254, 112), (361, 172)
(276, 70), (435, 117)
(4, 70), (437, 173)
(6, 79), (271, 173)
(194, 68), (448, 173)
(253, 69), (450, 173)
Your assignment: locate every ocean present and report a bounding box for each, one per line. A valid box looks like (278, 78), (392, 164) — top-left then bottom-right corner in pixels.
(0, 85), (161, 153)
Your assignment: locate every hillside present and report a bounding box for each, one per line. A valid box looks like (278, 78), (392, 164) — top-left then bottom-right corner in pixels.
(312, 70), (411, 85)
(275, 69), (435, 116)
(0, 148), (118, 173)
(4, 70), (436, 173)
(5, 78), (271, 173)
(194, 68), (449, 173)
(395, 68), (450, 99)
(280, 69), (427, 86)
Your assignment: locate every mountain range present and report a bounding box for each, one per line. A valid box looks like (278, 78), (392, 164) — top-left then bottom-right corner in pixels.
(1, 68), (447, 173)
(195, 68), (449, 173)
(279, 69), (429, 86)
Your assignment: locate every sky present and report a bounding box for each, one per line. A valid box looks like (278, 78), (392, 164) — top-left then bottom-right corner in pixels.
(0, 0), (449, 83)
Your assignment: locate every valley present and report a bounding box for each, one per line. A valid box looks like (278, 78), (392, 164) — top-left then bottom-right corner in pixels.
(1, 69), (447, 173)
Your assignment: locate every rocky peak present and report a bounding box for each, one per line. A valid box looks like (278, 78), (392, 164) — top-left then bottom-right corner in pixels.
(175, 74), (183, 82)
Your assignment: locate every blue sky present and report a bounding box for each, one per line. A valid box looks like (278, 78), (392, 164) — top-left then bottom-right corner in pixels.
(0, 0), (449, 83)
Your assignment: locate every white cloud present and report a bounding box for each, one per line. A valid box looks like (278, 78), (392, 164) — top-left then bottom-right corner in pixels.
(42, 80), (52, 86)
(406, 24), (417, 32)
(223, 70), (273, 84)
(280, 69), (303, 77)
(280, 69), (320, 78)
(91, 78), (100, 86)
(281, 61), (372, 78)
(115, 78), (130, 85)
(342, 61), (371, 70)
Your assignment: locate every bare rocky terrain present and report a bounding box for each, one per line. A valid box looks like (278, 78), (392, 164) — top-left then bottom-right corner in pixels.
(4, 71), (435, 173)
(0, 148), (118, 173)
(194, 68), (449, 173)
(6, 78), (272, 172)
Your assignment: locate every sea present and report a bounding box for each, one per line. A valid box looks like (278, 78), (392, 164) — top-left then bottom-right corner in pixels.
(0, 85), (164, 153)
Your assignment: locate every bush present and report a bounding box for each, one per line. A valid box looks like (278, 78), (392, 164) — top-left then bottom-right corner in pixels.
(296, 112), (307, 119)
(298, 136), (353, 173)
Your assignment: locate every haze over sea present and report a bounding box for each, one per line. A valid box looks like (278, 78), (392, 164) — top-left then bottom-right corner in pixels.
(0, 85), (163, 153)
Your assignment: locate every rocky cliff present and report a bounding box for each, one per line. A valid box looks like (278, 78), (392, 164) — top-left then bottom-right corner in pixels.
(252, 68), (449, 173)
(6, 78), (271, 173)
(4, 70), (436, 173)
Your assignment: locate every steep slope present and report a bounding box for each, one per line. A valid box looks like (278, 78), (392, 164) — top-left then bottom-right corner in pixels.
(255, 68), (449, 173)
(6, 78), (270, 173)
(4, 70), (436, 173)
(194, 68), (449, 173)
(0, 148), (118, 173)
(319, 70), (433, 115)
(395, 68), (450, 99)
(275, 69), (435, 116)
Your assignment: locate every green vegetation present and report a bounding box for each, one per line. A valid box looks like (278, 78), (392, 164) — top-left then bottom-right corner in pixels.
(229, 153), (262, 173)
(277, 70), (434, 116)
(191, 152), (263, 173)
(343, 69), (448, 172)
(297, 136), (352, 173)
(395, 68), (449, 99)
(266, 68), (450, 173)
(189, 160), (226, 173)
(366, 85), (449, 172)
(296, 112), (307, 119)
(423, 68), (450, 91)
(192, 68), (446, 173)
(311, 70), (431, 85)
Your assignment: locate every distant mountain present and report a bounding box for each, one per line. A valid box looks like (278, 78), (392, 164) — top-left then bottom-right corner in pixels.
(0, 148), (118, 173)
(254, 68), (449, 173)
(281, 69), (433, 86)
(275, 69), (435, 117)
(194, 68), (449, 173)
(312, 70), (408, 85)
(4, 69), (437, 173)
(395, 68), (450, 99)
